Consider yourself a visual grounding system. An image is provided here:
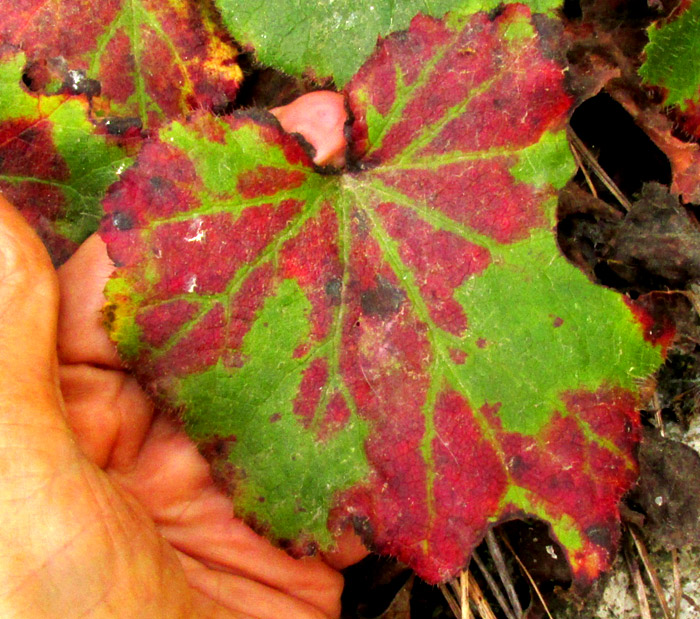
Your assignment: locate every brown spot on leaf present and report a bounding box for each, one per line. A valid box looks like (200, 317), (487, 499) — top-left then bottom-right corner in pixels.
(103, 116), (142, 136)
(325, 277), (342, 305)
(63, 69), (101, 97)
(111, 211), (134, 231)
(361, 275), (405, 318)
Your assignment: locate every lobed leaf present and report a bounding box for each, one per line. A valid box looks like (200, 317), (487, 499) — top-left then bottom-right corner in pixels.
(102, 7), (664, 584)
(214, 0), (563, 87)
(0, 51), (131, 264)
(0, 0), (242, 129)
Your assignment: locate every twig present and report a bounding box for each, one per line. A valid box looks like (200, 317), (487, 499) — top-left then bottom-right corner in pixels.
(441, 582), (463, 618)
(569, 137), (598, 197)
(473, 550), (518, 619)
(622, 527), (652, 619)
(485, 529), (523, 618)
(460, 570), (471, 619)
(683, 594), (700, 612)
(672, 548), (682, 619)
(652, 392), (665, 437)
(467, 572), (499, 619)
(628, 525), (672, 619)
(623, 533), (653, 619)
(566, 125), (631, 212)
(500, 534), (555, 619)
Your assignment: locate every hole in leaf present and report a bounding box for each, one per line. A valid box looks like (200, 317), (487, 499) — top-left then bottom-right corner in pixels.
(341, 555), (412, 618)
(559, 94), (678, 292)
(563, 0), (583, 20)
(234, 52), (317, 110)
(568, 92), (671, 199)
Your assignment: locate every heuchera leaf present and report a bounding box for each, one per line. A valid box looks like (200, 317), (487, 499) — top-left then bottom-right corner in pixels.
(0, 50), (131, 264)
(0, 0), (242, 129)
(639, 0), (700, 110)
(101, 7), (664, 585)
(215, 0), (562, 87)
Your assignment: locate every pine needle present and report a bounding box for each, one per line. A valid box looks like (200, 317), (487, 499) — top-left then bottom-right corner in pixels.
(473, 550), (518, 619)
(566, 125), (631, 212)
(441, 582), (463, 618)
(652, 392), (665, 437)
(628, 525), (672, 619)
(485, 529), (523, 617)
(500, 534), (554, 619)
(569, 135), (598, 197)
(466, 572), (499, 619)
(460, 570), (471, 619)
(672, 548), (682, 619)
(445, 570), (500, 619)
(623, 530), (653, 619)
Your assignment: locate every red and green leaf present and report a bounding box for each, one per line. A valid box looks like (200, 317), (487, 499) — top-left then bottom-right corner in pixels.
(0, 0), (242, 129)
(0, 50), (131, 264)
(101, 7), (664, 585)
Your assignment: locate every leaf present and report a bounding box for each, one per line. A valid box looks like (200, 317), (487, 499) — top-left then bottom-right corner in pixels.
(0, 50), (131, 264)
(627, 428), (700, 549)
(214, 0), (563, 87)
(101, 7), (664, 585)
(639, 0), (700, 110)
(0, 0), (242, 129)
(601, 183), (700, 292)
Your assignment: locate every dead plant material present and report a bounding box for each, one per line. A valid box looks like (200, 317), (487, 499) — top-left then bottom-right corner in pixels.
(627, 524), (672, 619)
(472, 550), (518, 619)
(623, 530), (653, 619)
(484, 530), (522, 618)
(500, 533), (554, 619)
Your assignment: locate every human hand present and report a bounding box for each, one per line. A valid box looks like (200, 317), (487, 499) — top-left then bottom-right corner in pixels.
(0, 93), (367, 618)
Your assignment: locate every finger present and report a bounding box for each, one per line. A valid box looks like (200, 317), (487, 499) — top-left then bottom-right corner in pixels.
(0, 193), (78, 465)
(111, 412), (345, 617)
(0, 194), (61, 408)
(59, 364), (154, 469)
(321, 527), (370, 570)
(180, 553), (336, 619)
(271, 91), (348, 167)
(57, 233), (120, 367)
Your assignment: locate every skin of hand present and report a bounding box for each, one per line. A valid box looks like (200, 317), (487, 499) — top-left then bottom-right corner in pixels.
(0, 92), (367, 619)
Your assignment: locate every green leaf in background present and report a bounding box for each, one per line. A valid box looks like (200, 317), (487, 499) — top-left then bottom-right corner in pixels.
(640, 0), (700, 109)
(215, 0), (563, 86)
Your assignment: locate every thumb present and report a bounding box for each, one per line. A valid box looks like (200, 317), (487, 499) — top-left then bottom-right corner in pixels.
(0, 193), (70, 456)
